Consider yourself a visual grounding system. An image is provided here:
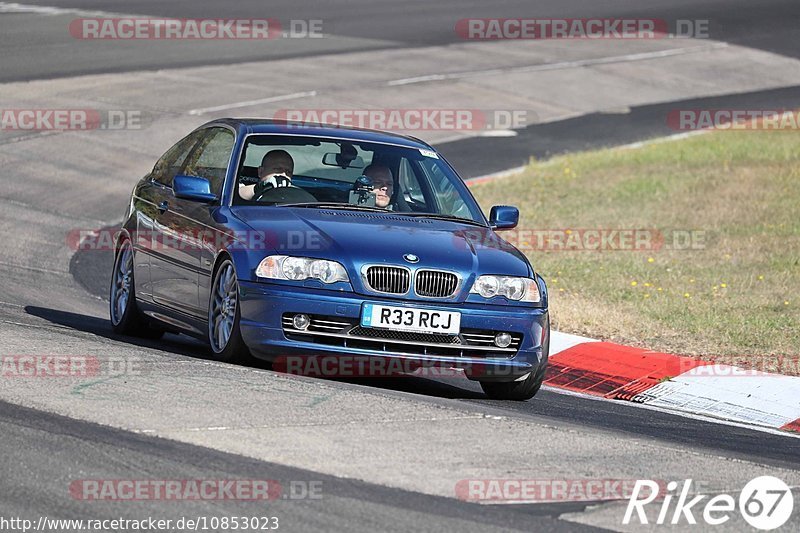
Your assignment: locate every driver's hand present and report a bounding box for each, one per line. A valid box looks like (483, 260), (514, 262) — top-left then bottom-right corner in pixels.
(254, 174), (291, 198)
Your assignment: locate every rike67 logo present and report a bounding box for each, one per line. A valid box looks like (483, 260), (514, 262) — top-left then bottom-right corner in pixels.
(624, 476), (794, 530)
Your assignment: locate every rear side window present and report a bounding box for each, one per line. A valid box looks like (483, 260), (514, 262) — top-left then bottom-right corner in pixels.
(183, 128), (235, 197)
(151, 131), (203, 186)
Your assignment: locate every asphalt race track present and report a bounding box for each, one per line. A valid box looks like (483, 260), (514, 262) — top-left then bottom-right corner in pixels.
(1, 1), (800, 531)
(2, 0), (799, 81)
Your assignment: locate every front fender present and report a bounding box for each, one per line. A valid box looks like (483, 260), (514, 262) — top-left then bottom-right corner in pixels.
(536, 273), (549, 309)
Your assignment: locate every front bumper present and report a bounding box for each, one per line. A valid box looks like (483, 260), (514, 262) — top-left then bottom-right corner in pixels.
(238, 281), (548, 381)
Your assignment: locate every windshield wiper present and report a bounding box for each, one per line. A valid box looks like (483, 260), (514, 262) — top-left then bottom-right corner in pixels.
(280, 202), (390, 212)
(397, 213), (487, 227)
(280, 204), (487, 225)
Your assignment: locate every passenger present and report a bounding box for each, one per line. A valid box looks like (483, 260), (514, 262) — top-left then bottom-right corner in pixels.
(363, 164), (394, 209)
(239, 149), (294, 201)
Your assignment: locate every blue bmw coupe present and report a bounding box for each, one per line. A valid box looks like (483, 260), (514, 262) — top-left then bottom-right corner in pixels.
(110, 119), (549, 400)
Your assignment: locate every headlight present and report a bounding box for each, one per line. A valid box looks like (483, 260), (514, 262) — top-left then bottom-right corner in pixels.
(470, 275), (540, 303)
(256, 255), (349, 284)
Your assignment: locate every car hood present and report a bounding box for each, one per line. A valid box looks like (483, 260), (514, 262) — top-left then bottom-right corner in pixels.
(231, 206), (532, 297)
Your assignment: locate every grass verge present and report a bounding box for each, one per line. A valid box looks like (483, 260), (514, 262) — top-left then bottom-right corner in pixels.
(469, 129), (799, 371)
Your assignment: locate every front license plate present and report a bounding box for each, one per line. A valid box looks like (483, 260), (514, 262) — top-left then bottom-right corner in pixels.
(361, 303), (461, 335)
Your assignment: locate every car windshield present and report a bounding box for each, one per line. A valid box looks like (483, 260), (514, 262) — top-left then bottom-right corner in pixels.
(233, 134), (486, 224)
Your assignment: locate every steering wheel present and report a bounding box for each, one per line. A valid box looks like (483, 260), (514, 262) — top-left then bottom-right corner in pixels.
(254, 186), (317, 204)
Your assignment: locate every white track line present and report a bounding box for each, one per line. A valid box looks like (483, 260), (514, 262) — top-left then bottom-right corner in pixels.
(549, 331), (599, 355)
(617, 129), (709, 149)
(467, 165), (527, 183)
(387, 43), (729, 86)
(188, 90), (318, 116)
(186, 45), (729, 119)
(466, 130), (712, 183)
(0, 2), (146, 18)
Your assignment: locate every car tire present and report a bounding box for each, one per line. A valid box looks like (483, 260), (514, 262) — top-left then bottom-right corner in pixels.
(480, 321), (550, 401)
(109, 239), (164, 339)
(208, 258), (251, 364)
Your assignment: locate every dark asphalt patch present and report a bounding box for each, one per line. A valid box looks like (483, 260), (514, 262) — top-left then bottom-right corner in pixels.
(0, 399), (599, 532)
(438, 85), (800, 178)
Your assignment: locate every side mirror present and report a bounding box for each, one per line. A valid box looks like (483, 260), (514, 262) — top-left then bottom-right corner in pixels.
(489, 205), (519, 230)
(173, 175), (217, 203)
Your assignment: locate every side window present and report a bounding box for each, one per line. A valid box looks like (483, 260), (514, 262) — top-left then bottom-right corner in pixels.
(419, 159), (475, 219)
(183, 128), (235, 197)
(398, 158), (428, 207)
(152, 131), (203, 186)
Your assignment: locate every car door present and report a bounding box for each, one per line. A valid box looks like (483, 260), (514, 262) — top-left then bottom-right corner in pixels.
(179, 127), (236, 316)
(152, 127), (235, 318)
(137, 130), (204, 302)
(149, 129), (206, 316)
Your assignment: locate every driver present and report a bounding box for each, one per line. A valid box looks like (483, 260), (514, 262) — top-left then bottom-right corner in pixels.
(239, 149), (294, 201)
(363, 164), (394, 209)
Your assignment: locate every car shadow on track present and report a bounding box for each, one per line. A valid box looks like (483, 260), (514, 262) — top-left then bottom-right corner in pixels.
(24, 305), (486, 400)
(332, 375), (486, 400)
(24, 305), (218, 362)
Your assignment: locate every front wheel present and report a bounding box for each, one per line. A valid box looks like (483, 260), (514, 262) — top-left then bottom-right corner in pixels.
(480, 323), (550, 401)
(208, 258), (251, 364)
(109, 239), (163, 339)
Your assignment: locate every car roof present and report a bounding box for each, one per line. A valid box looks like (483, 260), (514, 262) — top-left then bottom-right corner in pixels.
(202, 118), (434, 150)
